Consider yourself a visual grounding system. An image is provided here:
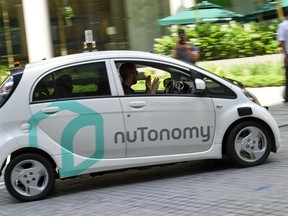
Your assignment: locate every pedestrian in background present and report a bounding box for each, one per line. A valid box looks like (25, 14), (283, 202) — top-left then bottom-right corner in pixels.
(172, 29), (200, 64)
(277, 10), (288, 102)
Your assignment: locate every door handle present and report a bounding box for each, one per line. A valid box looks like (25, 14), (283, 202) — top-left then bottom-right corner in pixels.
(129, 101), (146, 109)
(42, 107), (60, 114)
(216, 104), (223, 109)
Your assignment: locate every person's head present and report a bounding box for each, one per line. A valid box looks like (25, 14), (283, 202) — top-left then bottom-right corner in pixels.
(56, 74), (73, 96)
(178, 29), (187, 44)
(119, 62), (138, 86)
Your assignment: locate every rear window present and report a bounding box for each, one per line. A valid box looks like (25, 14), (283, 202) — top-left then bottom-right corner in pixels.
(32, 61), (111, 102)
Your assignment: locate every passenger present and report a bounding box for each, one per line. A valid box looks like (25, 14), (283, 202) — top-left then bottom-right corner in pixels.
(54, 74), (73, 98)
(119, 62), (159, 94)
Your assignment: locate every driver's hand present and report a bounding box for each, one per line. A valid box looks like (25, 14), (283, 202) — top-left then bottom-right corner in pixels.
(146, 76), (159, 94)
(151, 77), (160, 94)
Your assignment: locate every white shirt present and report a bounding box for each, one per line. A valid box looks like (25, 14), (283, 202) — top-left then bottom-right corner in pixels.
(277, 20), (288, 54)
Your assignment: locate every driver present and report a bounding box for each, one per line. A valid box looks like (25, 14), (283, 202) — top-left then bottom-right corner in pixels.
(119, 62), (159, 94)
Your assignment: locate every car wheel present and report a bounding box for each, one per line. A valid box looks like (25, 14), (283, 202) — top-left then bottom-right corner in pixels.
(226, 121), (272, 167)
(4, 153), (55, 202)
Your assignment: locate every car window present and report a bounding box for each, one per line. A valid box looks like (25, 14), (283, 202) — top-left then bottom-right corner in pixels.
(116, 61), (194, 95)
(32, 61), (111, 102)
(200, 75), (237, 99)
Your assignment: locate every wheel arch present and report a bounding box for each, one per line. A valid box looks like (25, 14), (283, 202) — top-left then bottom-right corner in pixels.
(222, 117), (276, 155)
(4, 147), (59, 178)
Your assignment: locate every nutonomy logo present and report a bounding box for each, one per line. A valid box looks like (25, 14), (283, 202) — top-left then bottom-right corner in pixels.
(114, 125), (212, 144)
(28, 101), (104, 178)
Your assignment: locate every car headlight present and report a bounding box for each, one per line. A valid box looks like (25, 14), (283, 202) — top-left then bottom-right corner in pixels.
(242, 88), (261, 106)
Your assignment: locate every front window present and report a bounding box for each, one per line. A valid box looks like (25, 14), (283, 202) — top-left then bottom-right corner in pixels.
(116, 60), (193, 95)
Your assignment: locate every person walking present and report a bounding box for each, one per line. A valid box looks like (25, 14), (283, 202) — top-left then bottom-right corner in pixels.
(172, 29), (200, 64)
(277, 11), (288, 102)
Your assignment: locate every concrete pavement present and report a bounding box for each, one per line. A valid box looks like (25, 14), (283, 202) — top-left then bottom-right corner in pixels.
(269, 103), (288, 128)
(247, 86), (288, 127)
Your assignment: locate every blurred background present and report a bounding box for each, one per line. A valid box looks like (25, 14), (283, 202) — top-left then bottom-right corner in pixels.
(0, 0), (282, 66)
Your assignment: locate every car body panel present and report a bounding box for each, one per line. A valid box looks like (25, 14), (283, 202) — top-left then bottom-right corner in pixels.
(119, 96), (215, 157)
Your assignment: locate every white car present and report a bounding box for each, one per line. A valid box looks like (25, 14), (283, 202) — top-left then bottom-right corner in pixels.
(0, 51), (280, 201)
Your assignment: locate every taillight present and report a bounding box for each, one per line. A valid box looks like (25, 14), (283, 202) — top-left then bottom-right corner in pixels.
(0, 85), (5, 93)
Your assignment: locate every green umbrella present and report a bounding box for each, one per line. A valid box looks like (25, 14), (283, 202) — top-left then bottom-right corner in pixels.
(245, 0), (288, 22)
(157, 1), (244, 26)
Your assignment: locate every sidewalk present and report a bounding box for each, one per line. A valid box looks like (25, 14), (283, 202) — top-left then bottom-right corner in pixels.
(247, 86), (288, 127)
(269, 103), (288, 128)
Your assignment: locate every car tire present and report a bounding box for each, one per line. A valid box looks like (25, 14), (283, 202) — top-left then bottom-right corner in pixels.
(4, 153), (55, 202)
(225, 121), (272, 167)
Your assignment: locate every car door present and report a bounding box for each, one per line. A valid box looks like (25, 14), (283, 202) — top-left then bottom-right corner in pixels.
(29, 60), (125, 176)
(111, 59), (216, 158)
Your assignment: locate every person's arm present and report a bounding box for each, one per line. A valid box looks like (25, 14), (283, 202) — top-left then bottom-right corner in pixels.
(172, 48), (177, 58)
(172, 42), (181, 58)
(278, 40), (288, 66)
(184, 45), (200, 62)
(277, 24), (288, 65)
(280, 41), (287, 55)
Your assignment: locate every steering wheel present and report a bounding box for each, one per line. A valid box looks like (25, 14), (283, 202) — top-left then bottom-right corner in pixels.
(164, 78), (176, 94)
(175, 81), (184, 93)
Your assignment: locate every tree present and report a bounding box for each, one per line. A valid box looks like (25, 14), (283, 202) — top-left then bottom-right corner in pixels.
(54, 0), (74, 55)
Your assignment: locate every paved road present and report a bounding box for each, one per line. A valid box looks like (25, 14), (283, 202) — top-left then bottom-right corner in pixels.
(0, 128), (288, 215)
(0, 93), (287, 215)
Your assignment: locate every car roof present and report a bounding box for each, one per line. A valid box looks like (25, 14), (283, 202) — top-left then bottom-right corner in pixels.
(23, 50), (233, 88)
(25, 50), (184, 70)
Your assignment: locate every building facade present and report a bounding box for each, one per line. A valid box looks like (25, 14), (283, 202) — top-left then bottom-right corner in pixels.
(0, 0), (270, 64)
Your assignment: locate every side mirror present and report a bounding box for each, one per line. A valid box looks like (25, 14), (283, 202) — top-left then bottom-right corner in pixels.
(195, 78), (206, 93)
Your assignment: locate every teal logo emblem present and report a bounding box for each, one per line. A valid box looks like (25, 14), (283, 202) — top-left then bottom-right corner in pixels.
(29, 101), (104, 178)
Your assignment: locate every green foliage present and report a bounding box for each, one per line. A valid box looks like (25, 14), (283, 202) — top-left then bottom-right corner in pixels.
(202, 61), (285, 87)
(153, 21), (284, 88)
(0, 65), (9, 83)
(154, 21), (281, 61)
(0, 57), (284, 89)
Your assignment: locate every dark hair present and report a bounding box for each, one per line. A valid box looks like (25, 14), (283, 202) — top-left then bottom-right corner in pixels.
(119, 62), (136, 80)
(56, 74), (72, 88)
(55, 74), (73, 96)
(178, 29), (185, 35)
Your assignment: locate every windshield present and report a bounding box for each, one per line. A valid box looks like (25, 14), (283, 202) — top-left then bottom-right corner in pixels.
(195, 65), (244, 88)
